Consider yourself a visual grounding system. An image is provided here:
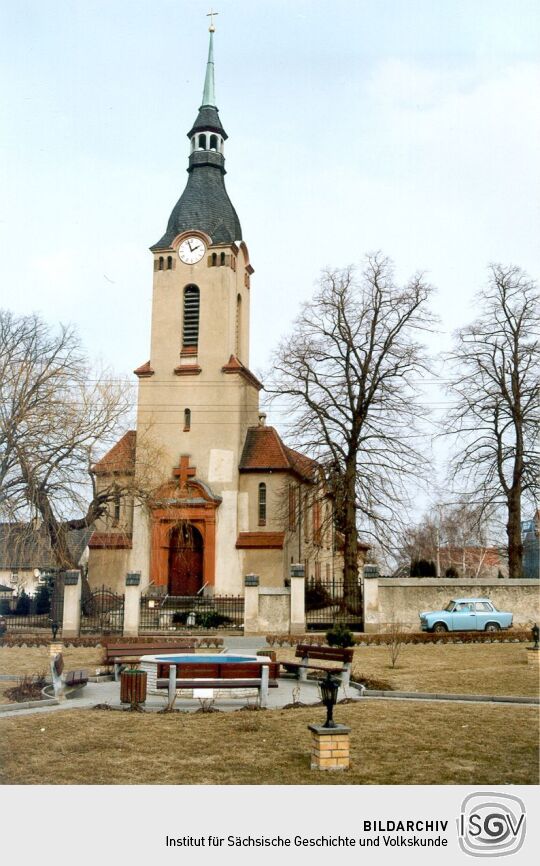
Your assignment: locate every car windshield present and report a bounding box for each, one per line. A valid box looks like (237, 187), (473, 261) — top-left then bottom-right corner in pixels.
(444, 601), (456, 612)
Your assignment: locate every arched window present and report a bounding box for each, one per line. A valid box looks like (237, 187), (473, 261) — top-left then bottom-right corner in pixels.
(258, 483), (267, 526)
(288, 485), (297, 531)
(184, 408), (191, 431)
(167, 255), (173, 270)
(313, 498), (321, 546)
(220, 251), (226, 265)
(235, 293), (242, 357)
(182, 285), (200, 348)
(198, 133), (207, 149)
(158, 256), (164, 270)
(209, 134), (218, 150)
(211, 252), (217, 266)
(112, 490), (121, 526)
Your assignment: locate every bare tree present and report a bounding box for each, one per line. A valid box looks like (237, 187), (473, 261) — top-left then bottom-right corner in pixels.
(265, 253), (436, 607)
(446, 265), (539, 578)
(399, 500), (499, 577)
(385, 617), (407, 669)
(0, 309), (132, 569)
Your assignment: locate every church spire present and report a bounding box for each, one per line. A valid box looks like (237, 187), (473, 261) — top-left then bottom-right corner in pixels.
(202, 29), (216, 107)
(150, 17), (242, 250)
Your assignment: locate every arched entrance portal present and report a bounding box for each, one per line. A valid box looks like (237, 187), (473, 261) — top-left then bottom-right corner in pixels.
(168, 524), (203, 596)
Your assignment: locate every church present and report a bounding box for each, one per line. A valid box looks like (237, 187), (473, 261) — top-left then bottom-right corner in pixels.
(87, 26), (349, 597)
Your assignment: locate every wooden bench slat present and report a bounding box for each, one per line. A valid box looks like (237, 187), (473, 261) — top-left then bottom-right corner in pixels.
(156, 678), (278, 690)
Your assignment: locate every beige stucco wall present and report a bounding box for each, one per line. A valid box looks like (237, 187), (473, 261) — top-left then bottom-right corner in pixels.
(364, 578), (540, 631)
(256, 588), (291, 633)
(130, 238), (260, 596)
(243, 548), (285, 587)
(87, 548), (131, 594)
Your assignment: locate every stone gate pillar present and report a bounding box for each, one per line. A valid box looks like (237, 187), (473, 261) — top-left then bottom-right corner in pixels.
(62, 570), (82, 638)
(289, 563), (305, 634)
(244, 573), (260, 634)
(123, 572), (142, 637)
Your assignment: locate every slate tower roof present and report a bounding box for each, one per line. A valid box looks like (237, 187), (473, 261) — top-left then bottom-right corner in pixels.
(151, 30), (242, 250)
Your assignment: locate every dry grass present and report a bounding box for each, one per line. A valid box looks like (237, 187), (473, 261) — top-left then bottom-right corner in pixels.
(277, 643), (540, 696)
(0, 683), (16, 704)
(0, 701), (537, 785)
(0, 645), (104, 677)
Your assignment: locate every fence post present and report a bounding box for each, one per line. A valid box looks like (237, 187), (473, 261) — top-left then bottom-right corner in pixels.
(123, 572), (142, 637)
(244, 574), (260, 634)
(62, 570), (81, 638)
(290, 563), (305, 635)
(168, 664), (177, 706)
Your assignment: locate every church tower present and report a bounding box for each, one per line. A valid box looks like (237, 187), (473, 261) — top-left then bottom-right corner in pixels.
(130, 24), (261, 595)
(88, 24), (345, 599)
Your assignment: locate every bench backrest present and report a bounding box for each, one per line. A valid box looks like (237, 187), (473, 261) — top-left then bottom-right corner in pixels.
(157, 661), (280, 680)
(295, 644), (354, 664)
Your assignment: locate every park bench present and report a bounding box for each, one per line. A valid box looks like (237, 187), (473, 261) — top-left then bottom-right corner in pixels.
(280, 644), (354, 687)
(64, 669), (89, 688)
(101, 641), (200, 680)
(49, 652), (88, 698)
(156, 661), (279, 708)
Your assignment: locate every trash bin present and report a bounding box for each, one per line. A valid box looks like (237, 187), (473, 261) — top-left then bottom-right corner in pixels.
(120, 669), (147, 705)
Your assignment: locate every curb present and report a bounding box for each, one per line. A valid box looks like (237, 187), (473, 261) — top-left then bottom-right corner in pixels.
(350, 682), (539, 705)
(0, 697), (59, 714)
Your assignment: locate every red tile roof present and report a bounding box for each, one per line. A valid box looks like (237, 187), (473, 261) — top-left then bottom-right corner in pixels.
(236, 532), (285, 549)
(134, 361), (154, 378)
(239, 426), (317, 481)
(88, 532), (133, 550)
(91, 431), (136, 475)
(222, 355), (263, 390)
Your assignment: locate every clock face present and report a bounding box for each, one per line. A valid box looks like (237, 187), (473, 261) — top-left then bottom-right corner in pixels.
(178, 236), (206, 264)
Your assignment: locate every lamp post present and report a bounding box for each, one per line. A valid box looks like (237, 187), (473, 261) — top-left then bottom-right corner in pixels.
(319, 670), (340, 728)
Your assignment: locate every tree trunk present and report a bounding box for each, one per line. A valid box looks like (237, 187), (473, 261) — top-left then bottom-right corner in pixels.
(342, 457), (362, 623)
(507, 489), (523, 578)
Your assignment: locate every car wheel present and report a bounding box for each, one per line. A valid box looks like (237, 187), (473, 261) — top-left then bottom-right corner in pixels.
(432, 622), (448, 633)
(484, 622), (500, 632)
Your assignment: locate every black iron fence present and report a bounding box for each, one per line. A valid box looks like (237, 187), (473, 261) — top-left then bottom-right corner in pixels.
(305, 578), (363, 631)
(80, 585), (124, 634)
(139, 593), (244, 633)
(0, 575), (64, 635)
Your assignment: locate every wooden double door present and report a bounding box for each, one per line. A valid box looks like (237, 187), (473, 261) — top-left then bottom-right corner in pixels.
(167, 524), (203, 596)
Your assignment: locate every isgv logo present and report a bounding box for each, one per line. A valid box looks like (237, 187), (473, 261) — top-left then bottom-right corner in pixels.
(457, 792), (526, 857)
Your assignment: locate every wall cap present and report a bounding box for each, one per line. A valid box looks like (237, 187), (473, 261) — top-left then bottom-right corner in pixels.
(377, 578), (539, 587)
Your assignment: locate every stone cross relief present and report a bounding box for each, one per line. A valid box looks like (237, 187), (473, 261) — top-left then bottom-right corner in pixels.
(173, 455), (197, 492)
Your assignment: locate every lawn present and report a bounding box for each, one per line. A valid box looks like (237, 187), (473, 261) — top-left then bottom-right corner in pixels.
(0, 700), (537, 785)
(0, 642), (538, 696)
(277, 643), (540, 697)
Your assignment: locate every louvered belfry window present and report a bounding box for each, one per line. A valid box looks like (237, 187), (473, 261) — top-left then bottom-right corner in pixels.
(183, 285), (200, 347)
(258, 483), (267, 526)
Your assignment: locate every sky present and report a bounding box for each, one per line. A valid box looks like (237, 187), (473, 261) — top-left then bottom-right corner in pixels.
(1, 0), (539, 515)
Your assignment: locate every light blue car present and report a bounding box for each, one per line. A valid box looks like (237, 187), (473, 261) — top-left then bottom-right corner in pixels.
(419, 598), (513, 633)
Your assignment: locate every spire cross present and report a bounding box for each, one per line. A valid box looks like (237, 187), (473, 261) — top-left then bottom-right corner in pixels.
(173, 455), (197, 489)
(206, 8), (219, 32)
